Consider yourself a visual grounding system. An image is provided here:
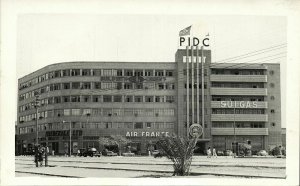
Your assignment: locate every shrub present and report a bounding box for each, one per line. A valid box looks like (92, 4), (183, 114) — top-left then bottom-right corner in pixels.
(156, 135), (197, 176)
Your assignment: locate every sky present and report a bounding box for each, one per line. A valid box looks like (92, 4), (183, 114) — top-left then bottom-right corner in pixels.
(16, 14), (287, 127)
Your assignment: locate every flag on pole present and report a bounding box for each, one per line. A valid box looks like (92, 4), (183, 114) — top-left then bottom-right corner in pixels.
(179, 25), (192, 36)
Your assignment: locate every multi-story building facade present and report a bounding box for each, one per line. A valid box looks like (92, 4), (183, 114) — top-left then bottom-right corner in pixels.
(16, 48), (282, 155)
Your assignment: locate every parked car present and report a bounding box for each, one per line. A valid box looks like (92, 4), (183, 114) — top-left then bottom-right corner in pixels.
(102, 149), (118, 156)
(217, 150), (224, 156)
(224, 150), (233, 156)
(80, 148), (101, 157)
(257, 150), (268, 156)
(152, 150), (165, 158)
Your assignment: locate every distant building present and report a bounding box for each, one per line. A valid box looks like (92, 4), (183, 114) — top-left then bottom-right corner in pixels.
(281, 128), (286, 147)
(15, 48), (282, 155)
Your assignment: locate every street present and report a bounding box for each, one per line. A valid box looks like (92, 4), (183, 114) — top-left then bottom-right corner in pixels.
(15, 155), (286, 178)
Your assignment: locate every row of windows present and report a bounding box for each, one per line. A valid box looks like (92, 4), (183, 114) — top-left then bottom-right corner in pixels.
(212, 122), (265, 128)
(211, 69), (265, 75)
(19, 82), (175, 101)
(19, 108), (175, 123)
(212, 109), (266, 114)
(211, 96), (265, 102)
(19, 122), (175, 134)
(211, 82), (265, 88)
(19, 95), (175, 112)
(19, 69), (174, 90)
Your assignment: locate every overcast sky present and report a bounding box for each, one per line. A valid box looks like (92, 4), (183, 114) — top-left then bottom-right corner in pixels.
(16, 14), (286, 126)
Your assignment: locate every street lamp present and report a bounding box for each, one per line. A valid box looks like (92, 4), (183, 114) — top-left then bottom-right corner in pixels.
(34, 94), (41, 145)
(63, 120), (72, 157)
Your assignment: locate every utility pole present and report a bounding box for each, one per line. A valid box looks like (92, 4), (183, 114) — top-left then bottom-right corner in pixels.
(63, 121), (72, 157)
(33, 93), (40, 167)
(35, 94), (40, 145)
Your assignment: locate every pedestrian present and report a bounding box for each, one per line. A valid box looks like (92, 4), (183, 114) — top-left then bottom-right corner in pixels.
(212, 148), (217, 158)
(52, 150), (55, 156)
(77, 149), (80, 157)
(38, 146), (44, 166)
(207, 147), (212, 158)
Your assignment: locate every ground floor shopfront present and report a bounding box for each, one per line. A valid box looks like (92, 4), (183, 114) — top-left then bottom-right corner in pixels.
(15, 129), (174, 155)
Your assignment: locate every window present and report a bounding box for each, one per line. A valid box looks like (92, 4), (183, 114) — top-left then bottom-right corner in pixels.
(271, 109), (275, 113)
(117, 70), (123, 76)
(145, 96), (154, 102)
(82, 96), (90, 102)
(94, 82), (101, 89)
(64, 109), (71, 116)
(125, 69), (133, 76)
(63, 96), (70, 103)
(82, 69), (91, 76)
(54, 71), (61, 78)
(92, 96), (100, 102)
(114, 95), (122, 102)
(134, 96), (143, 102)
(134, 70), (143, 76)
(124, 109), (133, 116)
(269, 70), (274, 75)
(166, 70), (173, 77)
(165, 122), (174, 129)
(124, 83), (133, 89)
(54, 97), (61, 103)
(71, 109), (81, 116)
(125, 96), (133, 102)
(155, 70), (164, 76)
(83, 109), (91, 116)
(270, 96), (275, 100)
(72, 82), (80, 89)
(125, 122), (133, 129)
(82, 82), (91, 89)
(157, 84), (164, 90)
(134, 122), (143, 129)
(166, 96), (175, 103)
(71, 69), (80, 76)
(63, 83), (70, 89)
(271, 122), (276, 127)
(71, 96), (80, 102)
(155, 96), (164, 102)
(93, 69), (101, 76)
(270, 83), (275, 88)
(145, 70), (153, 76)
(62, 69), (70, 76)
(103, 95), (112, 102)
(146, 122), (152, 128)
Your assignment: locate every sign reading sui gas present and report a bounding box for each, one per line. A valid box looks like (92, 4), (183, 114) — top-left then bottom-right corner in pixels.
(220, 101), (258, 108)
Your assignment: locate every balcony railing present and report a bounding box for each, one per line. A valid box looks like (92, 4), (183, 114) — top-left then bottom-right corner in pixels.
(211, 128), (269, 135)
(210, 75), (267, 82)
(211, 114), (268, 122)
(211, 88), (267, 96)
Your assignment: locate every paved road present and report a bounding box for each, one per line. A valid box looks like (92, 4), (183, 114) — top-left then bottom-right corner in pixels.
(15, 155), (286, 178)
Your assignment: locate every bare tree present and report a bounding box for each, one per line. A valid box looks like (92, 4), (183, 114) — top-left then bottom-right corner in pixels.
(156, 135), (198, 176)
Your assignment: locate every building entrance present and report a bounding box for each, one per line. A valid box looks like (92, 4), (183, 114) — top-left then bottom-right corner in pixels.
(194, 141), (206, 155)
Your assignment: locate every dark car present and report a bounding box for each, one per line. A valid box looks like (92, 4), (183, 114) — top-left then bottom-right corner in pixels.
(152, 150), (165, 158)
(80, 148), (101, 157)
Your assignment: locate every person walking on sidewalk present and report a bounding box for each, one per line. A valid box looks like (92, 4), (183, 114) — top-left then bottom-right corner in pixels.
(207, 147), (212, 158)
(212, 148), (217, 158)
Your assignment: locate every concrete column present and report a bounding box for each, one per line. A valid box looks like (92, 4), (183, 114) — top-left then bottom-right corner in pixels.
(196, 46), (200, 123)
(191, 46), (194, 124)
(186, 46), (189, 137)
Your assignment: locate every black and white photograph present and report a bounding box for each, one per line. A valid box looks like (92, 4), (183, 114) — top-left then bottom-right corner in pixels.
(1, 1), (299, 186)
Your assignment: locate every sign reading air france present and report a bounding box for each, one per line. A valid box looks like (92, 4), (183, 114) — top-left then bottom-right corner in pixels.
(179, 25), (210, 47)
